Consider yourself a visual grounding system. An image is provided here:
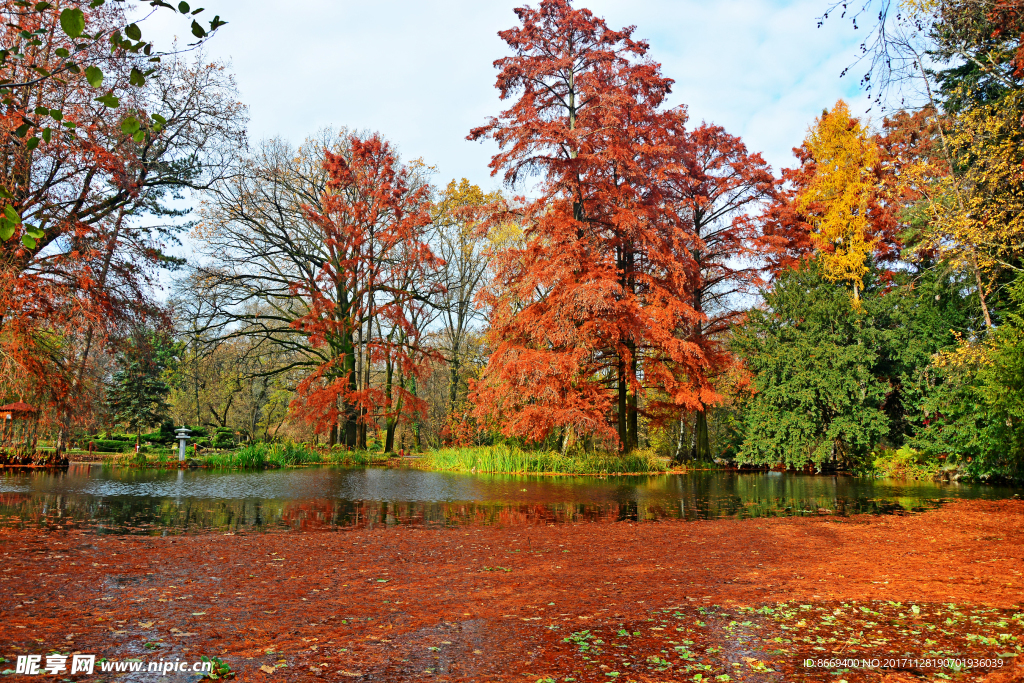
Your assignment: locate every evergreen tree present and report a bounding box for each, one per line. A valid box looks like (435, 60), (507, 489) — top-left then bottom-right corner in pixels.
(108, 332), (174, 444)
(916, 275), (1024, 481)
(733, 262), (889, 470)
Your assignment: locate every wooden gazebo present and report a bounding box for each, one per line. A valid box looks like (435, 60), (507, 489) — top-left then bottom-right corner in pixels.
(0, 401), (37, 447)
(0, 401), (37, 421)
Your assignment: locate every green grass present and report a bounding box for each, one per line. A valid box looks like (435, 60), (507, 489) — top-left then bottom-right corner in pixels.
(195, 443), (391, 469)
(418, 445), (668, 475)
(91, 441), (664, 474)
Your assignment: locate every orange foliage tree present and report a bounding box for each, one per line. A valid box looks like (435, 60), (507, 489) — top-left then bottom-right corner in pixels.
(0, 1), (243, 452)
(469, 0), (725, 451)
(660, 116), (775, 459)
(289, 135), (440, 451)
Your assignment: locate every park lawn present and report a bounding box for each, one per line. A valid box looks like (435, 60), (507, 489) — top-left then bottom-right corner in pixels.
(0, 500), (1021, 682)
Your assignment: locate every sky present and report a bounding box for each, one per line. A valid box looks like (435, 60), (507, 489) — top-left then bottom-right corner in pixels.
(142, 0), (875, 193)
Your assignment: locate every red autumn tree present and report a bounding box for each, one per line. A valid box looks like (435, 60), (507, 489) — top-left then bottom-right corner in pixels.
(659, 114), (775, 460)
(0, 2), (244, 455)
(469, 0), (714, 451)
(290, 135), (440, 451)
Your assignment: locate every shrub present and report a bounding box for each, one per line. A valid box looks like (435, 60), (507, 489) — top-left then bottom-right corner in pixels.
(89, 439), (132, 453)
(872, 445), (941, 480)
(202, 442), (321, 469)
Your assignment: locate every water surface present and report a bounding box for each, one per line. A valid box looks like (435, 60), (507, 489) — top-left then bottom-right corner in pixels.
(0, 464), (1017, 534)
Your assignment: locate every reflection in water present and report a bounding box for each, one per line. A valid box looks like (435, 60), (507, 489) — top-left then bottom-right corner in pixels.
(0, 464), (1017, 534)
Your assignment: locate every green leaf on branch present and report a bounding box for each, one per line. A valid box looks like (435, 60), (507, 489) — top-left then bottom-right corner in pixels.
(96, 93), (119, 108)
(41, 128), (51, 143)
(125, 23), (142, 41)
(21, 234), (36, 249)
(26, 136), (39, 150)
(190, 20), (206, 38)
(0, 219), (14, 242)
(178, 1), (190, 12)
(129, 67), (145, 86)
(55, 47), (69, 58)
(121, 116), (141, 135)
(34, 2), (53, 10)
(60, 8), (86, 39)
(210, 15), (226, 30)
(14, 123), (30, 138)
(85, 65), (103, 87)
(132, 130), (145, 143)
(5, 205), (21, 223)
(25, 225), (44, 239)
(49, 109), (62, 121)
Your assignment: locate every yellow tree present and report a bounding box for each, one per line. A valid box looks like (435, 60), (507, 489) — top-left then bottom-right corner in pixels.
(928, 91), (1024, 306)
(798, 100), (880, 304)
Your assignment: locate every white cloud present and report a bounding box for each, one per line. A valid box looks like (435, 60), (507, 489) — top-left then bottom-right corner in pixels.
(141, 0), (875, 188)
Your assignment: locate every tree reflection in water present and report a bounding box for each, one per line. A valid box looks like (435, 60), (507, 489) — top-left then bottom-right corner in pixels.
(0, 466), (1015, 534)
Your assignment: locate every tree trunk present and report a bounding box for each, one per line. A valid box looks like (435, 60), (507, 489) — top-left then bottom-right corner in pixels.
(691, 409), (710, 462)
(449, 357), (460, 409)
(342, 330), (359, 449)
(617, 352), (628, 451)
(409, 375), (422, 450)
(674, 414), (688, 463)
(383, 356), (395, 453)
(627, 343), (639, 451)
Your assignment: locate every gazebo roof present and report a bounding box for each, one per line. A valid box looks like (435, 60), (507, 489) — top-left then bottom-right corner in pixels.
(0, 402), (37, 413)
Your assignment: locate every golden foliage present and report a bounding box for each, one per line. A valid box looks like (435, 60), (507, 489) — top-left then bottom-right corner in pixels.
(924, 91), (1024, 276)
(931, 332), (996, 371)
(797, 100), (880, 301)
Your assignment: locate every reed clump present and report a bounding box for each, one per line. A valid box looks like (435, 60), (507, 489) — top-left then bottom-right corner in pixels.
(201, 443), (390, 469)
(418, 445), (667, 475)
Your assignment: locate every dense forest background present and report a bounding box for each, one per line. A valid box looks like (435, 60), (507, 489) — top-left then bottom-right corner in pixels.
(2, 0), (1023, 482)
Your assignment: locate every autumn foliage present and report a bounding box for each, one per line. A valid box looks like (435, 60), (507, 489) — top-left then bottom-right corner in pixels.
(289, 134), (440, 451)
(468, 0), (776, 451)
(0, 2), (242, 450)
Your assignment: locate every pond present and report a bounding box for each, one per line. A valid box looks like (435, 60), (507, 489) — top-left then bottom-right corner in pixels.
(0, 464), (1018, 534)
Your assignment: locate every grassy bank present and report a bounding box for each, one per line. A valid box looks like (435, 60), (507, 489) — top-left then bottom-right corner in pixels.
(98, 442), (390, 469)
(199, 442), (391, 468)
(417, 445), (668, 475)
(92, 443), (668, 475)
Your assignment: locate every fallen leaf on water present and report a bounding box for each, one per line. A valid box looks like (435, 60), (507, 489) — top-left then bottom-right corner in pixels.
(138, 622), (154, 628)
(259, 665), (274, 674)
